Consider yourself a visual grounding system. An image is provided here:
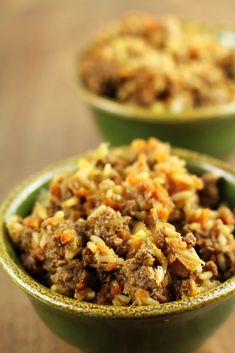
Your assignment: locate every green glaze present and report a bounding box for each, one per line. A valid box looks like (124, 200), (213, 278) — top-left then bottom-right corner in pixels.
(88, 105), (235, 158)
(0, 150), (235, 353)
(76, 23), (235, 158)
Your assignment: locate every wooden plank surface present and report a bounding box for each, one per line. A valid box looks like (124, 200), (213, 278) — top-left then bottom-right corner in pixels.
(0, 1), (235, 352)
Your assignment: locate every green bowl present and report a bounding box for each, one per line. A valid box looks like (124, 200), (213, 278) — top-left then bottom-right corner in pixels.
(0, 149), (235, 353)
(77, 23), (235, 158)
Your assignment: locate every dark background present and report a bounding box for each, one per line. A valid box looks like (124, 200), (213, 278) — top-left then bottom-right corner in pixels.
(0, 1), (235, 352)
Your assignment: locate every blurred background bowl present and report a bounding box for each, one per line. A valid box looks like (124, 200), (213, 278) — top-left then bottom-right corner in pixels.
(77, 83), (235, 158)
(77, 23), (235, 158)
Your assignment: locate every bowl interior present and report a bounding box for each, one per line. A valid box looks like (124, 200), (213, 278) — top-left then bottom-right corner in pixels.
(7, 156), (235, 218)
(1, 151), (235, 318)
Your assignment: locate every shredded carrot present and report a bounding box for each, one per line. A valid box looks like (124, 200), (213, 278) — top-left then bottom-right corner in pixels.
(60, 229), (74, 244)
(76, 187), (90, 197)
(35, 248), (44, 261)
(131, 139), (147, 152)
(192, 175), (204, 190)
(132, 239), (143, 252)
(23, 217), (40, 229)
(157, 206), (170, 222)
(102, 196), (120, 209)
(111, 282), (121, 295)
(126, 174), (141, 186)
(77, 282), (86, 290)
(50, 182), (61, 198)
(199, 208), (210, 227)
(105, 262), (117, 271)
(220, 210), (235, 225)
(135, 288), (149, 298)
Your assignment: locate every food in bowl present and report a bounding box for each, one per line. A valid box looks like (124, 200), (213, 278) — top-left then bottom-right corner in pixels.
(6, 138), (235, 306)
(79, 13), (235, 112)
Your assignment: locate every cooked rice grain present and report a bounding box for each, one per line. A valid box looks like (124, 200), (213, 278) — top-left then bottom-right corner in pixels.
(7, 138), (235, 305)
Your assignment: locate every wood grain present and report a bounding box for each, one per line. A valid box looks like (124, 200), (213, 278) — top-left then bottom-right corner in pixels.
(0, 1), (235, 352)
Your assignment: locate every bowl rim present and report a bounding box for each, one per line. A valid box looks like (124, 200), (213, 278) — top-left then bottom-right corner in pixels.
(76, 20), (235, 124)
(0, 149), (235, 319)
(77, 84), (235, 124)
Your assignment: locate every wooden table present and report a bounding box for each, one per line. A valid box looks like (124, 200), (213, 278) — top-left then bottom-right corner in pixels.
(0, 1), (235, 352)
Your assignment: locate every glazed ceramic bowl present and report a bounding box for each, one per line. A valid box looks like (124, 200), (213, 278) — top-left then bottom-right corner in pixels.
(0, 149), (235, 353)
(77, 23), (235, 158)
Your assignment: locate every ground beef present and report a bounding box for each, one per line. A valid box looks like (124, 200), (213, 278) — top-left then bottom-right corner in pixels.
(86, 206), (131, 256)
(6, 138), (235, 306)
(50, 259), (94, 297)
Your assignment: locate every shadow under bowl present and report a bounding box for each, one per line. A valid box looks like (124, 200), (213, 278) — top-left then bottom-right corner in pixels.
(0, 149), (235, 353)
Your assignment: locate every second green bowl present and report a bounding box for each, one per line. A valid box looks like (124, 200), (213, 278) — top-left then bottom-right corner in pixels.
(77, 22), (235, 158)
(78, 84), (235, 158)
